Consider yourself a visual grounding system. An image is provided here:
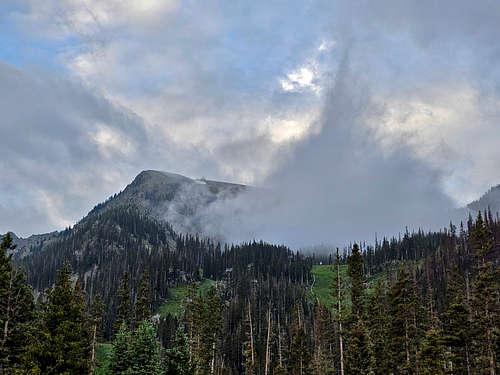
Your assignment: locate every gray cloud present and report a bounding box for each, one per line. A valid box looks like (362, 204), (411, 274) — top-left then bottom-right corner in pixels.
(182, 56), (457, 247)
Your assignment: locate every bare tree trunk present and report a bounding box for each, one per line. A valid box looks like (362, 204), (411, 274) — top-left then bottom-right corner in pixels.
(211, 333), (216, 375)
(278, 313), (283, 368)
(405, 318), (410, 370)
(265, 305), (271, 375)
(248, 300), (255, 369)
(91, 323), (97, 374)
(465, 342), (471, 375)
(2, 272), (14, 347)
(487, 325), (496, 375)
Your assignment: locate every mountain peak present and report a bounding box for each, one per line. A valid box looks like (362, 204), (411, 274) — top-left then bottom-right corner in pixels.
(86, 170), (247, 235)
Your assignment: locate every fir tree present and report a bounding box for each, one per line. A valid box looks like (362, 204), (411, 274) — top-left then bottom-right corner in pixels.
(418, 322), (446, 375)
(289, 302), (311, 375)
(348, 243), (365, 318)
(134, 269), (153, 327)
(164, 327), (196, 375)
(470, 213), (499, 375)
(344, 319), (371, 375)
(388, 267), (426, 375)
(442, 266), (472, 375)
(367, 279), (390, 375)
(311, 302), (334, 375)
(22, 263), (92, 374)
(115, 272), (131, 334)
(0, 233), (34, 372)
(345, 243), (370, 375)
(90, 294), (105, 374)
(109, 323), (132, 375)
(128, 320), (163, 375)
(198, 286), (223, 375)
(330, 249), (346, 375)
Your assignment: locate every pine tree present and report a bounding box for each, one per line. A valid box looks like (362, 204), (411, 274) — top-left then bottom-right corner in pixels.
(109, 322), (132, 375)
(115, 272), (131, 335)
(22, 263), (92, 374)
(128, 320), (163, 375)
(164, 327), (196, 375)
(134, 269), (153, 327)
(0, 233), (34, 372)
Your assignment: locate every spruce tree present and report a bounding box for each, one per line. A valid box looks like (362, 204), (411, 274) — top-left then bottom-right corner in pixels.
(128, 320), (163, 375)
(109, 322), (132, 375)
(22, 263), (92, 374)
(289, 302), (311, 375)
(367, 279), (390, 375)
(388, 267), (426, 375)
(164, 327), (196, 375)
(442, 266), (472, 375)
(134, 269), (153, 327)
(198, 286), (223, 375)
(344, 243), (371, 375)
(115, 272), (131, 335)
(348, 243), (365, 318)
(0, 233), (34, 372)
(90, 294), (105, 374)
(330, 249), (346, 375)
(418, 322), (446, 375)
(344, 319), (371, 375)
(470, 213), (499, 375)
(311, 302), (334, 375)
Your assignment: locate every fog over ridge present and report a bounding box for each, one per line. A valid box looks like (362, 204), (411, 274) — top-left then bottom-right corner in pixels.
(167, 54), (458, 248)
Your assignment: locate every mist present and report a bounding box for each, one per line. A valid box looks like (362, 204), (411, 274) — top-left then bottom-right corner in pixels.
(185, 55), (458, 248)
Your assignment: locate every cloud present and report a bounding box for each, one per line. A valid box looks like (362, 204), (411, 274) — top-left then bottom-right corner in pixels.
(2, 0), (500, 245)
(0, 62), (151, 235)
(186, 56), (457, 247)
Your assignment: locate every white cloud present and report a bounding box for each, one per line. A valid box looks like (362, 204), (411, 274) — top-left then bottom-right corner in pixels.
(370, 84), (500, 206)
(91, 123), (137, 159)
(280, 66), (320, 94)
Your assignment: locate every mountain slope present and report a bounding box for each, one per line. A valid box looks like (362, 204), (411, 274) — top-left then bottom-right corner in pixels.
(467, 184), (500, 216)
(87, 170), (247, 235)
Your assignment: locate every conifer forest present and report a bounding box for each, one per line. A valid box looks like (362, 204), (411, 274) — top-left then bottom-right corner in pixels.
(1, 202), (499, 374)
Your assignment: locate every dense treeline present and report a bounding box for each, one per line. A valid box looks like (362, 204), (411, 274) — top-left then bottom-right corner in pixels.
(2, 207), (499, 374)
(16, 205), (312, 339)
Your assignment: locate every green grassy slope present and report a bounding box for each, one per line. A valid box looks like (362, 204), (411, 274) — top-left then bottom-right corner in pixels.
(308, 264), (387, 310)
(158, 279), (215, 318)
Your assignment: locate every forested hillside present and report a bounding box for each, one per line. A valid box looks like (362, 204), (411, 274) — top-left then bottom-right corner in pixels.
(1, 171), (499, 374)
(2, 205), (499, 373)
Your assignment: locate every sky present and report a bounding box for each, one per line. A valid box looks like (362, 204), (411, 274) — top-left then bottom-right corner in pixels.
(1, 1), (500, 244)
